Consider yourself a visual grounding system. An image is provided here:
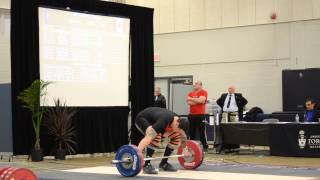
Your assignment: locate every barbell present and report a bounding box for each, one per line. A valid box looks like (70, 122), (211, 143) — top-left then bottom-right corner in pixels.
(0, 167), (37, 180)
(112, 140), (204, 177)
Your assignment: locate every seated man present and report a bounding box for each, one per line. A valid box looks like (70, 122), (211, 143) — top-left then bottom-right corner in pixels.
(304, 99), (320, 122)
(135, 107), (189, 174)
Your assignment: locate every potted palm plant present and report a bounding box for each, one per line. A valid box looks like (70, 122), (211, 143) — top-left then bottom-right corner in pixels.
(46, 99), (77, 160)
(17, 79), (50, 162)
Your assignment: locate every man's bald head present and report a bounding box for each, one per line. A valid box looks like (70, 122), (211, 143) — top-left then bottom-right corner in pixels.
(193, 81), (203, 91)
(155, 87), (161, 96)
(228, 85), (236, 94)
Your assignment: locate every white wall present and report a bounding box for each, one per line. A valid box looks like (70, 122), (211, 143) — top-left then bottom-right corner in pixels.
(0, 8), (10, 83)
(126, 0), (320, 34)
(2, 1), (319, 113)
(154, 19), (320, 113)
(0, 0), (10, 9)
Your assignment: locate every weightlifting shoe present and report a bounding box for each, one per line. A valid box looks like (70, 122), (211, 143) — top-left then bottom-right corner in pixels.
(143, 163), (158, 174)
(159, 162), (177, 172)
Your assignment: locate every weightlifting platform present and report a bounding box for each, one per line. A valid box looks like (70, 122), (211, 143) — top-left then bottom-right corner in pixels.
(1, 160), (319, 180)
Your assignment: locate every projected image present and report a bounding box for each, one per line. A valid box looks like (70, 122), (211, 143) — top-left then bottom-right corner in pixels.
(39, 7), (130, 106)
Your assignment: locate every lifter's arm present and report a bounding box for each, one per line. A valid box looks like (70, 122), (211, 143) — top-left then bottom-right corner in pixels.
(179, 129), (188, 148)
(137, 126), (157, 152)
(179, 129), (192, 157)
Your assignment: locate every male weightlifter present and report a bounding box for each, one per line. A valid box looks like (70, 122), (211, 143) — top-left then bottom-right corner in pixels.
(135, 107), (189, 174)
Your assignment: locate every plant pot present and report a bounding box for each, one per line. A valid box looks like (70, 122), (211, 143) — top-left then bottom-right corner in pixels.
(31, 149), (43, 162)
(55, 149), (66, 160)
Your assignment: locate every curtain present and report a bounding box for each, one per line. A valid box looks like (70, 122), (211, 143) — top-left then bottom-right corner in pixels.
(11, 0), (154, 155)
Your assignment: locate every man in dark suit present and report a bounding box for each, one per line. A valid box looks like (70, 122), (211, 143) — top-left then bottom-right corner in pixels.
(154, 87), (166, 108)
(304, 99), (320, 122)
(215, 86), (248, 153)
(217, 85), (248, 122)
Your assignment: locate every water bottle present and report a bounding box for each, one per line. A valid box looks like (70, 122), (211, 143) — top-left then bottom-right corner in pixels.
(226, 113), (229, 123)
(216, 113), (220, 126)
(295, 114), (300, 123)
(209, 113), (214, 126)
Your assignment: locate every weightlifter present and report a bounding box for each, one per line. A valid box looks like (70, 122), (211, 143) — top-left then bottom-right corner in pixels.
(135, 107), (189, 174)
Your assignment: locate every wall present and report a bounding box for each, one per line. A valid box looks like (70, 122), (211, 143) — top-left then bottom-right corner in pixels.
(125, 0), (320, 113)
(126, 0), (320, 34)
(0, 8), (12, 154)
(154, 19), (320, 113)
(0, 0), (10, 9)
(0, 8), (10, 83)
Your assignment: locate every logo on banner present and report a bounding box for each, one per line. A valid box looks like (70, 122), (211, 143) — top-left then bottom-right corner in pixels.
(298, 130), (320, 149)
(308, 135), (320, 149)
(298, 130), (306, 149)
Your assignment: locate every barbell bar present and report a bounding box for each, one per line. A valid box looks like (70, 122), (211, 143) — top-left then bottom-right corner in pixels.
(112, 154), (186, 164)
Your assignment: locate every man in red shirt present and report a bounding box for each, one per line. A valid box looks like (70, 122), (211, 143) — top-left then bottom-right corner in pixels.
(186, 81), (208, 151)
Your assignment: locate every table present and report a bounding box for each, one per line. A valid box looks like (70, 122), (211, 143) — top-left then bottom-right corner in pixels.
(218, 122), (320, 157)
(220, 123), (270, 146)
(269, 123), (320, 157)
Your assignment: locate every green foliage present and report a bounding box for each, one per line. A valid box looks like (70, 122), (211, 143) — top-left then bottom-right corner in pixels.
(17, 80), (51, 150)
(46, 99), (77, 154)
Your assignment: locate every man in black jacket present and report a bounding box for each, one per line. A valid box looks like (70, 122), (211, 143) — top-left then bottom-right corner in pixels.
(154, 87), (166, 108)
(217, 85), (248, 122)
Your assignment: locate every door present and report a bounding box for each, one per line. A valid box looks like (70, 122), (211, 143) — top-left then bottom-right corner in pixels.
(171, 84), (193, 115)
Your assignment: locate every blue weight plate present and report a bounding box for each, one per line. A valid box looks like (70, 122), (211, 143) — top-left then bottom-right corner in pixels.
(115, 145), (143, 177)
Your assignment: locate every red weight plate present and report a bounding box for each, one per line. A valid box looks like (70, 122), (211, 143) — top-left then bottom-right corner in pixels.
(131, 145), (144, 171)
(1, 168), (16, 180)
(177, 140), (203, 170)
(4, 168), (37, 180)
(193, 144), (205, 169)
(0, 167), (11, 178)
(185, 140), (203, 169)
(195, 150), (205, 169)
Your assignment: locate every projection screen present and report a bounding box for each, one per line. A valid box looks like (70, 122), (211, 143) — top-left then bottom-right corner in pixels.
(39, 7), (130, 106)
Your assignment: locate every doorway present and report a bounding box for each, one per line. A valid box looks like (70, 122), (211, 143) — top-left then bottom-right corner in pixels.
(155, 76), (193, 116)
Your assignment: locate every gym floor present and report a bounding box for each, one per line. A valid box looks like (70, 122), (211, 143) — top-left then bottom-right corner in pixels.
(1, 147), (320, 180)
